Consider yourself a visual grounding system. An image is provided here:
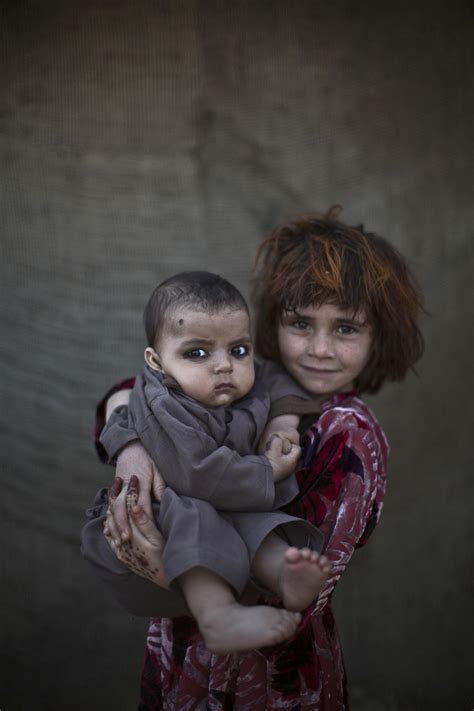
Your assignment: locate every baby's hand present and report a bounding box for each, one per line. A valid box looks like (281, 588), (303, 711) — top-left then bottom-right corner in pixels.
(265, 434), (302, 482)
(258, 414), (300, 454)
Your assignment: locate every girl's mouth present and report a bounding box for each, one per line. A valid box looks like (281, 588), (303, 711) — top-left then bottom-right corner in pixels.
(301, 366), (338, 373)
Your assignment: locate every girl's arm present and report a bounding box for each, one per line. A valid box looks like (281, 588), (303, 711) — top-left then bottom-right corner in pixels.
(285, 405), (387, 619)
(106, 441), (166, 544)
(105, 389), (131, 421)
(95, 378), (165, 541)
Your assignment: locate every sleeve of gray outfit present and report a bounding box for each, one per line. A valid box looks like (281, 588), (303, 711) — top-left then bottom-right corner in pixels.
(80, 488), (188, 617)
(256, 361), (311, 508)
(258, 359), (311, 403)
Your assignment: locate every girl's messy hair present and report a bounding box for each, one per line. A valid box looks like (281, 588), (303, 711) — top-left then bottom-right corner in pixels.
(252, 208), (424, 393)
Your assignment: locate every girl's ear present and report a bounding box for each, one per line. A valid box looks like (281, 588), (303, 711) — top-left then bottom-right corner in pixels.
(144, 347), (163, 372)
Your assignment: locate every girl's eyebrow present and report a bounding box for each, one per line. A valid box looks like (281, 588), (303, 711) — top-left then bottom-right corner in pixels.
(283, 309), (368, 327)
(282, 309), (304, 318)
(283, 309), (314, 321)
(335, 316), (368, 326)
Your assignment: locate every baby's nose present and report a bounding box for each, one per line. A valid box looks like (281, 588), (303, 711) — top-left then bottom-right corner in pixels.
(214, 352), (233, 372)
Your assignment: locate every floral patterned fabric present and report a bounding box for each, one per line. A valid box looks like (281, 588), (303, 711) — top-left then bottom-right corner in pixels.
(137, 391), (388, 710)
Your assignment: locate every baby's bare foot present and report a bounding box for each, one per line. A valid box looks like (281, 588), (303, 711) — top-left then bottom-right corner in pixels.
(279, 547), (331, 612)
(198, 603), (301, 654)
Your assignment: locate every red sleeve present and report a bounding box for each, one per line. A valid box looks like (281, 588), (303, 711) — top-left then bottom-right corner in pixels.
(284, 406), (387, 618)
(94, 378), (136, 463)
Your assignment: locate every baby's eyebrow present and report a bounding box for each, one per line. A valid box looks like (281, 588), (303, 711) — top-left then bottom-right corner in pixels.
(180, 338), (214, 347)
(229, 336), (252, 344)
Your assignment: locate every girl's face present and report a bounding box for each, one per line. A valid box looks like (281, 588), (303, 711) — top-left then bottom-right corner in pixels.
(277, 302), (373, 399)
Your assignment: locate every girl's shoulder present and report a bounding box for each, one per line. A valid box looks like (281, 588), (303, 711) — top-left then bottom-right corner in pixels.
(313, 391), (389, 465)
(319, 390), (384, 431)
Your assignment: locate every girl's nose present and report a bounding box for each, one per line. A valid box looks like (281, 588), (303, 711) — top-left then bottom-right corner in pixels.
(307, 332), (334, 358)
(214, 352), (233, 373)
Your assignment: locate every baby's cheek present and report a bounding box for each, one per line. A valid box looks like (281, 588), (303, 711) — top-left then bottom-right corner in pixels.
(244, 366), (256, 392)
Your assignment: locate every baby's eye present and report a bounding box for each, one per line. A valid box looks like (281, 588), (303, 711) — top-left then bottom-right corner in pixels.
(231, 344), (250, 358)
(183, 347), (209, 359)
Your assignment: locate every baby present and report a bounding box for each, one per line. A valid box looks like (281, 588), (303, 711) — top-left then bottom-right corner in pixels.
(101, 271), (331, 653)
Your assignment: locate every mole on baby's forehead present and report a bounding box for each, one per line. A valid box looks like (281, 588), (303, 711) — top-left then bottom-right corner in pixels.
(168, 316), (187, 332)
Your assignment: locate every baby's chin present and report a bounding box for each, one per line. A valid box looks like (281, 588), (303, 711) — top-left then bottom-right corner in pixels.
(202, 390), (246, 408)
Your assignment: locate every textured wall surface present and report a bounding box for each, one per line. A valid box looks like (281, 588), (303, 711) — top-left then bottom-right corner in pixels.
(1, 1), (472, 709)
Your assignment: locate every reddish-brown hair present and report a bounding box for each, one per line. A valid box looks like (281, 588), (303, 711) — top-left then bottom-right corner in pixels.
(252, 208), (424, 393)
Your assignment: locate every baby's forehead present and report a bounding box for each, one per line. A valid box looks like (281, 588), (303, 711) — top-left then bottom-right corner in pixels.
(164, 304), (250, 337)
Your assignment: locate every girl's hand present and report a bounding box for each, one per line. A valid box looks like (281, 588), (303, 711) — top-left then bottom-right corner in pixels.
(258, 414), (300, 454)
(265, 434), (302, 482)
(104, 476), (168, 589)
(112, 440), (166, 542)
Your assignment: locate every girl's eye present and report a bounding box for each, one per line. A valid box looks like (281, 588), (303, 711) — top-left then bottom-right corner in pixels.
(291, 320), (310, 330)
(183, 347), (208, 359)
(231, 344), (250, 358)
(337, 324), (357, 335)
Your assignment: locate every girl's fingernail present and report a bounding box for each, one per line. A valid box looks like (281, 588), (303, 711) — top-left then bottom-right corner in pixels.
(121, 531), (129, 541)
(109, 477), (124, 500)
(127, 475), (140, 495)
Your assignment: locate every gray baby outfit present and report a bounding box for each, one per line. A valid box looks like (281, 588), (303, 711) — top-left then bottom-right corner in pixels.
(100, 361), (323, 595)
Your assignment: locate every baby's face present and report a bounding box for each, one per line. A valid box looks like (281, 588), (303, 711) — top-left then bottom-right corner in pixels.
(147, 306), (255, 408)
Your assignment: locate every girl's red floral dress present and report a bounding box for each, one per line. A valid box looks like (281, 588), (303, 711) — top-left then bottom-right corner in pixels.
(134, 391), (388, 710)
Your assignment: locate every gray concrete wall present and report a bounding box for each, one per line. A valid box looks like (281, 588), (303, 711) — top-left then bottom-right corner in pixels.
(1, 1), (472, 709)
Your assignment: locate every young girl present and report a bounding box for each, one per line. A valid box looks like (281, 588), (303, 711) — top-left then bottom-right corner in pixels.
(82, 209), (423, 709)
(99, 271), (330, 654)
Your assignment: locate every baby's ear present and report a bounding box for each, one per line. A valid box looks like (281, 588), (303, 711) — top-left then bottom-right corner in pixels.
(144, 347), (163, 372)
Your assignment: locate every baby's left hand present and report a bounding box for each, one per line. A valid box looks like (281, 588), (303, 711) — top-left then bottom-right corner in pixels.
(258, 414), (300, 454)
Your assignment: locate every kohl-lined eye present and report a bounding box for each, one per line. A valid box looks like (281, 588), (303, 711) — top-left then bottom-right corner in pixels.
(231, 344), (250, 358)
(183, 347), (209, 359)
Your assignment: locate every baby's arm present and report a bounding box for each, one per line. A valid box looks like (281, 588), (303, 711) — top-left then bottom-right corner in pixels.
(259, 413), (302, 481)
(264, 435), (302, 482)
(101, 378), (280, 515)
(257, 360), (321, 446)
(102, 373), (299, 513)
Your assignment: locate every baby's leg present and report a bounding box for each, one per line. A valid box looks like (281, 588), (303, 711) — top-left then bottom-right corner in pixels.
(251, 533), (331, 612)
(178, 567), (301, 654)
